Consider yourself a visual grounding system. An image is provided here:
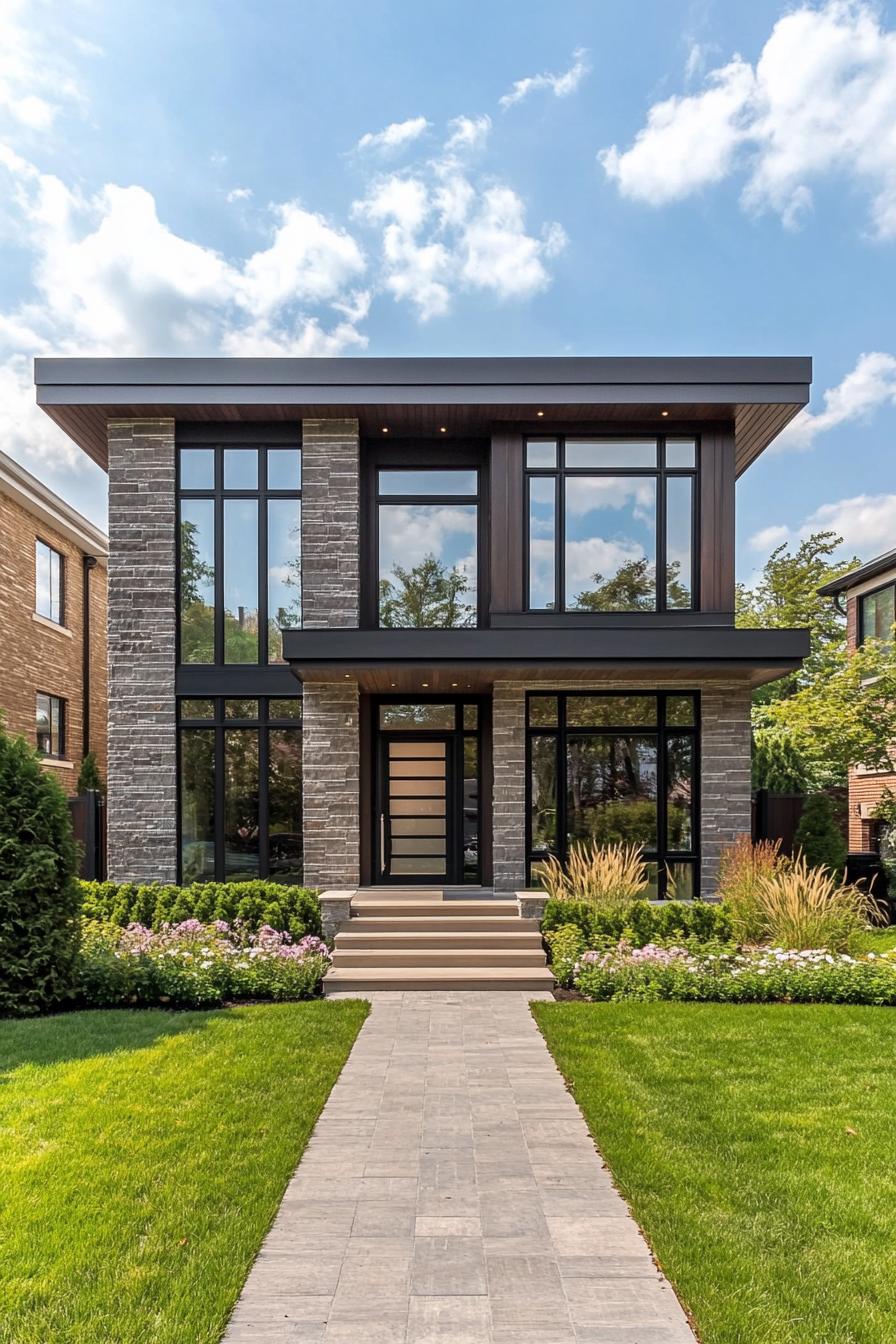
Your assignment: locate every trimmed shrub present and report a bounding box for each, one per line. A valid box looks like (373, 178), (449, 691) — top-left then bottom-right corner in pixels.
(541, 897), (732, 950)
(544, 923), (587, 988)
(793, 793), (847, 875)
(79, 879), (321, 941)
(0, 730), (80, 1016)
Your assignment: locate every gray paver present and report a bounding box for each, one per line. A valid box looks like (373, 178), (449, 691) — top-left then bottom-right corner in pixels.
(222, 993), (697, 1343)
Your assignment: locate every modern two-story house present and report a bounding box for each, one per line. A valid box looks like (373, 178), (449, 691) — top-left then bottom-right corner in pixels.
(34, 356), (809, 901)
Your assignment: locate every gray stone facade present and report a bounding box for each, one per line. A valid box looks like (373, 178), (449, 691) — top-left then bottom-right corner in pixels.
(490, 678), (753, 895)
(300, 419), (360, 629)
(302, 681), (361, 889)
(107, 418), (177, 883)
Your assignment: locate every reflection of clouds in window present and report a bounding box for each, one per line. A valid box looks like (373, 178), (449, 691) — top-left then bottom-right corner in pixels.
(563, 476), (655, 516)
(564, 478), (656, 610)
(379, 504), (477, 574)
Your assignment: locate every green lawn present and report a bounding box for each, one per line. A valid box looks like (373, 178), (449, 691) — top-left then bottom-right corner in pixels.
(851, 926), (896, 954)
(534, 1002), (896, 1344)
(0, 1001), (367, 1344)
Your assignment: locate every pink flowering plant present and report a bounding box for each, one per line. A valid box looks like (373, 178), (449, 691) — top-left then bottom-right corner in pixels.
(573, 939), (896, 1005)
(74, 918), (331, 1009)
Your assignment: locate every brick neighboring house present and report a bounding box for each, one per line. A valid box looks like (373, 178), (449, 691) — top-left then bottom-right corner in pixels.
(819, 550), (896, 852)
(0, 451), (107, 795)
(33, 355), (810, 898)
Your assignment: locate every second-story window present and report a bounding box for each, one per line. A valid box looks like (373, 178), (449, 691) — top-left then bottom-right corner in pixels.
(860, 583), (896, 645)
(377, 469), (479, 628)
(178, 442), (302, 665)
(525, 436), (697, 613)
(35, 539), (64, 624)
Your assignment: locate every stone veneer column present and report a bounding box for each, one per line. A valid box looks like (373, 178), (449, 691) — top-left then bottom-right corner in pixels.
(300, 419), (361, 888)
(492, 683), (527, 893)
(700, 681), (753, 894)
(302, 681), (361, 888)
(301, 418), (360, 629)
(107, 419), (177, 882)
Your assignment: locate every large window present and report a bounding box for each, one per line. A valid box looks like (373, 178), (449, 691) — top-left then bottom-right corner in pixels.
(178, 697), (303, 883)
(525, 437), (697, 613)
(36, 692), (65, 758)
(860, 583), (896, 646)
(35, 540), (64, 624)
(178, 442), (301, 664)
(526, 691), (699, 899)
(377, 468), (479, 627)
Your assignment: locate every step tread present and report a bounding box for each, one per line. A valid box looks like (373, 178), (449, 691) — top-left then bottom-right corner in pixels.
(325, 966), (555, 981)
(335, 930), (543, 942)
(331, 952), (548, 967)
(346, 917), (540, 931)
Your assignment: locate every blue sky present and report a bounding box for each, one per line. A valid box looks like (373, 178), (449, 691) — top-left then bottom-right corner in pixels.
(1, 0), (895, 582)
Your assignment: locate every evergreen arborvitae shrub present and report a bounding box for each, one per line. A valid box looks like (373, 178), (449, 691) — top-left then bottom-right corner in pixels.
(0, 729), (80, 1015)
(793, 793), (848, 875)
(76, 751), (104, 794)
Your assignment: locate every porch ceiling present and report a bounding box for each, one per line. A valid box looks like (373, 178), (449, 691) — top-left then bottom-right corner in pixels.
(282, 626), (809, 691)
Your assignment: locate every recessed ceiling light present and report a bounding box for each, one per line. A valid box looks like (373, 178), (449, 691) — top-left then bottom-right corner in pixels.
(661, 410), (669, 417)
(382, 426), (389, 433)
(536, 410), (544, 418)
(451, 682), (458, 687)
(422, 682), (429, 688)
(439, 426), (447, 433)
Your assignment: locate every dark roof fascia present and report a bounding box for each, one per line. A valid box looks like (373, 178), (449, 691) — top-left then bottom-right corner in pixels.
(818, 549), (896, 596)
(280, 625), (809, 667)
(34, 355), (811, 407)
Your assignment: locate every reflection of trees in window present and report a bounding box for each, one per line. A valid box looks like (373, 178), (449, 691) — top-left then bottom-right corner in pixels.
(224, 729), (259, 879)
(566, 736), (658, 850)
(572, 557), (690, 613)
(379, 554), (476, 629)
(268, 729), (303, 880)
(179, 518), (215, 663)
(181, 729), (215, 883)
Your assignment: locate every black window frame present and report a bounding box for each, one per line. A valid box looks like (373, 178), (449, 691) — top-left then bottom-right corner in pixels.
(176, 694), (303, 884)
(858, 579), (896, 647)
(35, 538), (65, 626)
(176, 435), (302, 667)
(362, 442), (489, 630)
(523, 435), (700, 614)
(524, 689), (700, 900)
(36, 691), (66, 758)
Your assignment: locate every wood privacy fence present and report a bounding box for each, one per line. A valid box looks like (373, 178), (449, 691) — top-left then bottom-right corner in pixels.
(751, 789), (806, 856)
(68, 789), (106, 880)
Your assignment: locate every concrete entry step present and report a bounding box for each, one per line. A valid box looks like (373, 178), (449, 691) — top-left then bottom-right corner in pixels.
(335, 929), (544, 949)
(332, 948), (548, 967)
(322, 965), (556, 993)
(345, 915), (541, 933)
(350, 899), (519, 919)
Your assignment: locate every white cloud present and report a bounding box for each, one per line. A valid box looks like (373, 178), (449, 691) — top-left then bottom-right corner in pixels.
(0, 0), (87, 134)
(352, 120), (566, 320)
(500, 47), (590, 108)
(356, 116), (430, 154)
(750, 494), (896, 562)
(600, 1), (896, 237)
(444, 114), (491, 154)
(226, 186), (253, 203)
(774, 352), (896, 452)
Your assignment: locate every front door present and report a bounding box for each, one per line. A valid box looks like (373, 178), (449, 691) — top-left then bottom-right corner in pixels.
(374, 700), (482, 884)
(379, 733), (452, 882)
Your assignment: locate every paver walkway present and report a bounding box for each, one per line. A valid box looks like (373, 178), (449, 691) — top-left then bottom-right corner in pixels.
(223, 992), (697, 1343)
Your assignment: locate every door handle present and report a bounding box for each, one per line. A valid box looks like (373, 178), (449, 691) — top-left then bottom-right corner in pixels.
(380, 812), (386, 873)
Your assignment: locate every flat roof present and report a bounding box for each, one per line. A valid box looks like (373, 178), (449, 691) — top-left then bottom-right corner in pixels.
(34, 354), (811, 475)
(818, 548), (896, 596)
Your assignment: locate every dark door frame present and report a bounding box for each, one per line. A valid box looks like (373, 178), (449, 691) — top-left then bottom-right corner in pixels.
(377, 729), (456, 884)
(366, 694), (490, 887)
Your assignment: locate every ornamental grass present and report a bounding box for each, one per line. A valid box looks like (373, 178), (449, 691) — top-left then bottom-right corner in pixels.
(717, 834), (783, 944)
(535, 841), (649, 911)
(754, 855), (881, 952)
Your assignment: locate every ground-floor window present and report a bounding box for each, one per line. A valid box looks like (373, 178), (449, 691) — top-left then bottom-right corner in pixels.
(526, 690), (698, 899)
(178, 696), (302, 884)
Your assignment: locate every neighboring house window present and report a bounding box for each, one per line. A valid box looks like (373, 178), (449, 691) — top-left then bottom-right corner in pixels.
(526, 691), (699, 899)
(178, 697), (303, 883)
(36, 693), (65, 757)
(377, 469), (479, 628)
(525, 436), (697, 612)
(178, 443), (302, 665)
(859, 583), (896, 645)
(35, 539), (64, 624)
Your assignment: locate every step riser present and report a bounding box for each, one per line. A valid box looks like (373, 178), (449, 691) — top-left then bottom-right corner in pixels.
(335, 934), (544, 950)
(347, 917), (540, 933)
(331, 951), (547, 968)
(351, 903), (518, 919)
(324, 977), (554, 994)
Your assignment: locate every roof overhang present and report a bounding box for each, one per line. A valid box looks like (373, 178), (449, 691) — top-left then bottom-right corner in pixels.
(34, 355), (811, 477)
(0, 449), (107, 560)
(281, 626), (809, 692)
(818, 548), (896, 597)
